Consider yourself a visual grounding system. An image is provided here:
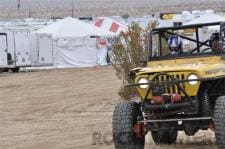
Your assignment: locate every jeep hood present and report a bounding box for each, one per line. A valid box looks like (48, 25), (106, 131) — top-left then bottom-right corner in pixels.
(137, 56), (225, 78)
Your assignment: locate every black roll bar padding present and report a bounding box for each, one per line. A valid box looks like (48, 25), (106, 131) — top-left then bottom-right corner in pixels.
(196, 28), (200, 53)
(190, 40), (209, 53)
(159, 32), (162, 56)
(152, 22), (224, 31)
(154, 30), (211, 54)
(150, 22), (225, 57)
(148, 31), (153, 60)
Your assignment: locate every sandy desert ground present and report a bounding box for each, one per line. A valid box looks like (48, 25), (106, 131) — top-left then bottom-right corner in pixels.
(0, 66), (218, 149)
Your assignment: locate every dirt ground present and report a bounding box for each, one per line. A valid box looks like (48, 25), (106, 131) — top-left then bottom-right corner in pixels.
(0, 66), (218, 149)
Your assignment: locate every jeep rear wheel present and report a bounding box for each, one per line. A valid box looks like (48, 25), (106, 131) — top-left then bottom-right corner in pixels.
(112, 100), (145, 149)
(214, 96), (225, 149)
(151, 129), (177, 145)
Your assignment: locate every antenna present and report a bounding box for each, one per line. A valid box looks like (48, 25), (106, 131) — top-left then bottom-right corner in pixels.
(17, 0), (20, 9)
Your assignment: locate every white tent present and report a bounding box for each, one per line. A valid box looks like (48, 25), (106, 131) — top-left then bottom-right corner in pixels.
(35, 17), (113, 37)
(54, 37), (99, 67)
(34, 17), (111, 67)
(184, 14), (225, 25)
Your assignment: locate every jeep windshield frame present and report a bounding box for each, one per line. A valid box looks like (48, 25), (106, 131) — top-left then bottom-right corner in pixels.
(148, 22), (225, 61)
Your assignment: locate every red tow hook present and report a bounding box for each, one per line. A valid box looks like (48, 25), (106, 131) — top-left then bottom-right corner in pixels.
(153, 96), (164, 104)
(133, 122), (146, 138)
(171, 93), (182, 103)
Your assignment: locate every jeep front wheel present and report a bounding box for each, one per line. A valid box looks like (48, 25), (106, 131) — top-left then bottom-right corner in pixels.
(112, 100), (145, 149)
(214, 96), (225, 149)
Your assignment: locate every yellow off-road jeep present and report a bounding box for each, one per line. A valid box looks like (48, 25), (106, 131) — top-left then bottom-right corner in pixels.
(113, 22), (225, 149)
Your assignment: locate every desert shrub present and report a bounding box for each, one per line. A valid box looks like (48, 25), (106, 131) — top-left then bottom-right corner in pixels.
(111, 21), (157, 100)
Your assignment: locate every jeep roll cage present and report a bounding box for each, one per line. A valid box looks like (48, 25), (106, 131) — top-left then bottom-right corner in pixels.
(148, 22), (225, 61)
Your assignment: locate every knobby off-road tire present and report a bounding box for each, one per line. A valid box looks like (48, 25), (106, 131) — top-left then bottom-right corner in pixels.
(112, 100), (145, 149)
(151, 129), (177, 145)
(214, 96), (225, 149)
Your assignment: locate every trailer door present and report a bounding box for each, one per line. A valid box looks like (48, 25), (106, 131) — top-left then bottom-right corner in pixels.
(14, 32), (31, 66)
(29, 34), (38, 66)
(0, 33), (8, 67)
(38, 35), (53, 66)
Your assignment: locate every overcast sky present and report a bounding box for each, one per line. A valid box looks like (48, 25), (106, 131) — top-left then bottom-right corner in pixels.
(0, 0), (224, 18)
(0, 0), (224, 10)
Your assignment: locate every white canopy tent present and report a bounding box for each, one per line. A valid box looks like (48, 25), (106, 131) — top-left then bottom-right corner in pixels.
(35, 17), (114, 37)
(34, 17), (111, 67)
(54, 37), (99, 67)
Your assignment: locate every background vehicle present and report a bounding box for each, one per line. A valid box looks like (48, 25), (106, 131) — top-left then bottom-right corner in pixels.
(113, 22), (225, 149)
(0, 31), (54, 73)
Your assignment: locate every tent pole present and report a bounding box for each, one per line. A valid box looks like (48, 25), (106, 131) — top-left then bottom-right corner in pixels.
(72, 0), (74, 18)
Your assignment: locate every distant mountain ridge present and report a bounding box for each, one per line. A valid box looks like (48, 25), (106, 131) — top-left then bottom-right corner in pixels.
(0, 0), (224, 18)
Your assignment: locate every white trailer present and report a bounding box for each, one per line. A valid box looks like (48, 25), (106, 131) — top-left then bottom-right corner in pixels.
(29, 33), (39, 66)
(0, 33), (8, 70)
(0, 30), (32, 72)
(28, 33), (54, 67)
(14, 31), (32, 68)
(0, 30), (54, 72)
